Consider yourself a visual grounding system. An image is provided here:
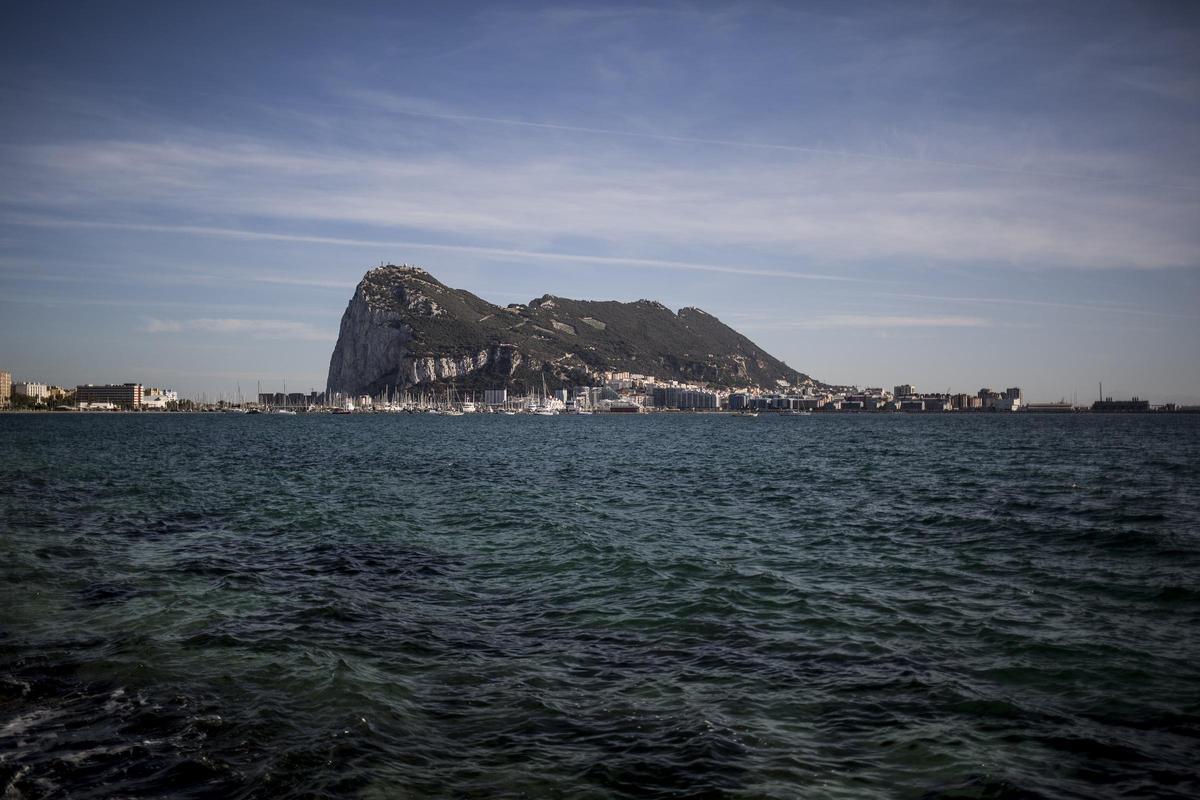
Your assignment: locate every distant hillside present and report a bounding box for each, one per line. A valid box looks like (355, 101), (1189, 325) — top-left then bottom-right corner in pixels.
(326, 265), (819, 396)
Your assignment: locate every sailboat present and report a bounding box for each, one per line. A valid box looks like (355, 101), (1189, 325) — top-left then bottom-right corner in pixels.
(534, 375), (557, 415)
(442, 386), (464, 415)
(274, 379), (296, 413)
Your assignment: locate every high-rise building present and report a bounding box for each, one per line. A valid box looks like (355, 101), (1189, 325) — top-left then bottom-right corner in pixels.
(76, 383), (143, 409)
(977, 388), (1001, 409)
(0, 371), (10, 407)
(652, 387), (719, 409)
(894, 384), (916, 398)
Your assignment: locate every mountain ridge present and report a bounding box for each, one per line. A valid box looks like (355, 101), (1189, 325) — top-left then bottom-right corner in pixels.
(326, 265), (819, 396)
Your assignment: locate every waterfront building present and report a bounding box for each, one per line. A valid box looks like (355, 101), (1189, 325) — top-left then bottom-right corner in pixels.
(728, 393), (750, 410)
(978, 388), (1002, 409)
(1026, 402), (1074, 413)
(76, 383), (143, 409)
(141, 388), (179, 409)
(894, 383), (916, 398)
(899, 399), (926, 412)
(846, 394), (885, 410)
(0, 371), (10, 406)
(951, 393), (980, 410)
(1092, 397), (1150, 413)
(14, 382), (50, 403)
(484, 388), (508, 406)
(573, 386), (604, 408)
(652, 387), (719, 410)
(924, 396), (954, 412)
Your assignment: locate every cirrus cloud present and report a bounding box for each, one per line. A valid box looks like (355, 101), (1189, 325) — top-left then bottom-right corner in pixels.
(142, 317), (333, 341)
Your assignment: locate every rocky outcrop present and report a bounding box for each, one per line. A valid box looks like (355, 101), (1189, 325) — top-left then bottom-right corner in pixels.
(325, 283), (413, 395)
(326, 264), (818, 397)
(407, 346), (522, 385)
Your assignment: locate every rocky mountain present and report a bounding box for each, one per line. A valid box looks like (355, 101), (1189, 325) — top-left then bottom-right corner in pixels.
(326, 265), (818, 396)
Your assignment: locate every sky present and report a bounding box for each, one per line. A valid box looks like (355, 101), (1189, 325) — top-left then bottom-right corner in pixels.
(1, 0), (1198, 403)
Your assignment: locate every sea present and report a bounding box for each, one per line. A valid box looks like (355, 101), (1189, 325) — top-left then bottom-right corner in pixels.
(2, 412), (1198, 799)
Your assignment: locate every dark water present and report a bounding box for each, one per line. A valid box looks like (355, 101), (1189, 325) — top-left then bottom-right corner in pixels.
(2, 413), (1199, 799)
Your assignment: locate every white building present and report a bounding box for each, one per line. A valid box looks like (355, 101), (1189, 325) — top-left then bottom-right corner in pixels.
(13, 381), (49, 402)
(141, 388), (179, 409)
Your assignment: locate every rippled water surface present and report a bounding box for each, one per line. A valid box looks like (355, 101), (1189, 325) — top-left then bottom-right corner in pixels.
(2, 413), (1199, 799)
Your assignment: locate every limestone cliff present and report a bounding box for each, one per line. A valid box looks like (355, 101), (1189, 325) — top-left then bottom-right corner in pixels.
(326, 264), (817, 396)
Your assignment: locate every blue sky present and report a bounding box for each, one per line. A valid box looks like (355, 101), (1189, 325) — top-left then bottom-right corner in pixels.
(2, 1), (1198, 402)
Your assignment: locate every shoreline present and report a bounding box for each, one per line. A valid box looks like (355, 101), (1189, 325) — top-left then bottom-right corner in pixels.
(3, 407), (1198, 416)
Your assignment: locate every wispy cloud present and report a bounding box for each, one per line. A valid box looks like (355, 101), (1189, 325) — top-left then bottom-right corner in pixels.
(349, 88), (1200, 193)
(142, 317), (333, 341)
(8, 132), (1196, 270)
(144, 318), (183, 332)
(8, 216), (868, 283)
(741, 314), (991, 330)
(882, 291), (1200, 320)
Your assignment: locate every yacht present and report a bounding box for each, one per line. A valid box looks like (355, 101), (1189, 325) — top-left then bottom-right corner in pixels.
(534, 376), (558, 415)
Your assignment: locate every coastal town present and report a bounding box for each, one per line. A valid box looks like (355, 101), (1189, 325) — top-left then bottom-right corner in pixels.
(0, 368), (1185, 414)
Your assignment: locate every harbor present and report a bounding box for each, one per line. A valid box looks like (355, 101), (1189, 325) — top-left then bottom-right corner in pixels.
(2, 372), (1193, 415)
